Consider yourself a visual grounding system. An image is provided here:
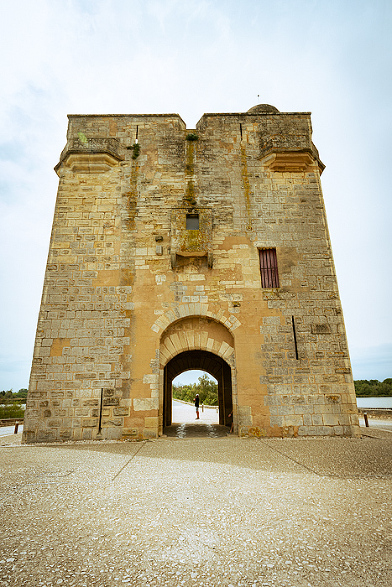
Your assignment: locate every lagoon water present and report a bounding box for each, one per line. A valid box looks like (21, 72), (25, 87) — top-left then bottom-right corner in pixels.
(356, 397), (392, 409)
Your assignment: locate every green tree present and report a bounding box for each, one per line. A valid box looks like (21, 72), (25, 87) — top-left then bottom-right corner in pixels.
(354, 379), (392, 397)
(15, 389), (28, 398)
(173, 374), (218, 405)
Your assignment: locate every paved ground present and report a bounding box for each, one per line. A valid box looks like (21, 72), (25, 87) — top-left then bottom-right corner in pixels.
(165, 400), (226, 437)
(0, 424), (23, 437)
(358, 414), (392, 432)
(0, 414), (390, 439)
(172, 400), (220, 424)
(0, 418), (391, 587)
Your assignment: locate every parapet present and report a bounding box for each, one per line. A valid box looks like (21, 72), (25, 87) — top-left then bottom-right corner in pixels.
(54, 107), (324, 175)
(196, 104), (325, 173)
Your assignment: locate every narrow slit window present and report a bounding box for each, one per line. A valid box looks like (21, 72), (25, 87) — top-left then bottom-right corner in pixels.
(259, 248), (279, 288)
(186, 214), (199, 230)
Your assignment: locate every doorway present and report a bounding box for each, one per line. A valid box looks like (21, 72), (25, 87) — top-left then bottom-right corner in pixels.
(163, 349), (233, 429)
(172, 370), (219, 425)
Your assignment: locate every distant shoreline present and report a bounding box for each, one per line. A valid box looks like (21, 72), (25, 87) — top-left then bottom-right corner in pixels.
(357, 408), (392, 420)
(356, 395), (392, 398)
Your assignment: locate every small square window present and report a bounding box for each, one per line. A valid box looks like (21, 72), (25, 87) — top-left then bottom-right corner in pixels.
(259, 248), (279, 288)
(186, 214), (199, 230)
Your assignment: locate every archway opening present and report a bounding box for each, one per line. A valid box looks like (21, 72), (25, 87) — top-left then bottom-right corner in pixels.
(172, 370), (219, 424)
(163, 350), (233, 430)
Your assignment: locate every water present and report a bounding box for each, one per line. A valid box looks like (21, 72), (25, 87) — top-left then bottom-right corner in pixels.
(356, 397), (392, 409)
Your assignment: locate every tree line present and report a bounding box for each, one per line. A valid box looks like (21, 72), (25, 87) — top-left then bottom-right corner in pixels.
(0, 389), (27, 419)
(354, 379), (392, 397)
(173, 374), (218, 406)
(0, 389), (28, 402)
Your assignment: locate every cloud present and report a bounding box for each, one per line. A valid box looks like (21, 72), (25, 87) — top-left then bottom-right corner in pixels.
(174, 370), (217, 386)
(0, 0), (391, 389)
(351, 344), (392, 381)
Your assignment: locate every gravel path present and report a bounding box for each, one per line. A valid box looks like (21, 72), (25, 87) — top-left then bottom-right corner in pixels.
(0, 428), (391, 587)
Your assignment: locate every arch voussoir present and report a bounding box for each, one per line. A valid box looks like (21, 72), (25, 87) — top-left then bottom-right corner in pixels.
(152, 306), (241, 336)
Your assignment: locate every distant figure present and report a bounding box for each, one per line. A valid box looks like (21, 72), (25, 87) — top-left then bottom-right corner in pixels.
(194, 394), (200, 419)
(228, 412), (234, 434)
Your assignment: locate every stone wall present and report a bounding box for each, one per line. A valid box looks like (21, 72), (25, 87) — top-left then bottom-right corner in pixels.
(23, 105), (360, 443)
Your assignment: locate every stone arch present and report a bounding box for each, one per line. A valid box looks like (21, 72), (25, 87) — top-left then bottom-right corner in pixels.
(159, 315), (235, 366)
(151, 306), (241, 336)
(158, 315), (237, 433)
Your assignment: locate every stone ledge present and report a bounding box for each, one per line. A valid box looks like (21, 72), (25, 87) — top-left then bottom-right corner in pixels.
(55, 137), (124, 174)
(261, 152), (322, 173)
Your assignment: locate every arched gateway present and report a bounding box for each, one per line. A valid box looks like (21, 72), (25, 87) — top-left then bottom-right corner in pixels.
(163, 350), (233, 428)
(159, 316), (235, 432)
(23, 105), (360, 443)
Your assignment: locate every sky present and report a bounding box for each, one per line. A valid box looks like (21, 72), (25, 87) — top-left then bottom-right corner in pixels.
(0, 0), (391, 391)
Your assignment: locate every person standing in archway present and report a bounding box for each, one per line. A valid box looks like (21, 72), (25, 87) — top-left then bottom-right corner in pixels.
(194, 394), (200, 419)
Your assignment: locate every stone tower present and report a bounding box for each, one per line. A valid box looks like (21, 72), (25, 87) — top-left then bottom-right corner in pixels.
(23, 104), (360, 443)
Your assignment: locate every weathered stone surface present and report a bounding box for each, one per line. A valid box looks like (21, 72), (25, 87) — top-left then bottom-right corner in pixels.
(23, 105), (359, 443)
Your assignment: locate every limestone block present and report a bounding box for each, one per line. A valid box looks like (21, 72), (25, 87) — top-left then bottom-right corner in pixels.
(143, 428), (158, 439)
(144, 416), (159, 429)
(312, 414), (323, 426)
(143, 374), (159, 384)
(113, 407), (130, 417)
(350, 413), (359, 426)
(297, 426), (317, 436)
(82, 418), (99, 427)
(133, 398), (155, 411)
(269, 416), (284, 427)
(102, 418), (122, 426)
(282, 415), (303, 427)
(47, 418), (62, 428)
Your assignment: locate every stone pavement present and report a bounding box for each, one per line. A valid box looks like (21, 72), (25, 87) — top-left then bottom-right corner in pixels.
(1, 426), (391, 587)
(165, 400), (225, 438)
(0, 424), (23, 437)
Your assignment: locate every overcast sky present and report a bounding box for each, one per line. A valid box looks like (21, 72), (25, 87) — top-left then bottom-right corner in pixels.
(1, 0), (391, 391)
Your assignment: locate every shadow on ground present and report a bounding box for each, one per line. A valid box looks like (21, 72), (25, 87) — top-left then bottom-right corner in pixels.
(3, 433), (391, 480)
(164, 422), (229, 438)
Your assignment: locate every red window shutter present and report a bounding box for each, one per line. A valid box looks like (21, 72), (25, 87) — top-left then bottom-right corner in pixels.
(259, 249), (279, 288)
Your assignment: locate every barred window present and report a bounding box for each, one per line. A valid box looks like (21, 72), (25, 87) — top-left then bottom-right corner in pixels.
(259, 248), (279, 288)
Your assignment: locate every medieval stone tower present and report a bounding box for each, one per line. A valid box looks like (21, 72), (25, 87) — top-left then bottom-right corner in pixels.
(23, 104), (360, 443)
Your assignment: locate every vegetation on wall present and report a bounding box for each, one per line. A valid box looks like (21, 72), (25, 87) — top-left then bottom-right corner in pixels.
(127, 143), (140, 159)
(354, 379), (392, 397)
(173, 374), (218, 406)
(77, 132), (88, 144)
